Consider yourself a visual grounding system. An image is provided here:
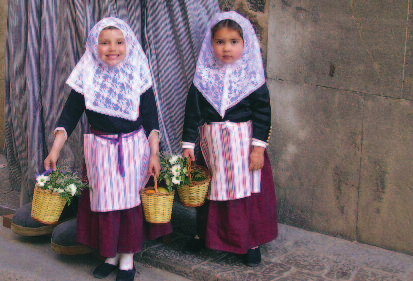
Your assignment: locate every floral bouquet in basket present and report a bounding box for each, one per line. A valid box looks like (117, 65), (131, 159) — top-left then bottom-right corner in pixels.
(159, 153), (211, 208)
(35, 166), (90, 205)
(158, 154), (191, 194)
(32, 163), (91, 224)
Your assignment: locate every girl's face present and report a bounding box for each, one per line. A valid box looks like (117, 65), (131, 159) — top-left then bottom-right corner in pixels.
(212, 27), (243, 64)
(98, 28), (126, 67)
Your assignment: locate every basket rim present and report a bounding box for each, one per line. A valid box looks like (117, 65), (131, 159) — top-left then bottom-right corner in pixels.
(34, 185), (66, 196)
(189, 165), (211, 185)
(140, 187), (175, 197)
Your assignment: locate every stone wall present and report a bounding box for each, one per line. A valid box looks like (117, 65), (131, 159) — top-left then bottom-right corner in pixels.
(0, 0), (7, 152)
(267, 0), (413, 255)
(221, 0), (413, 256)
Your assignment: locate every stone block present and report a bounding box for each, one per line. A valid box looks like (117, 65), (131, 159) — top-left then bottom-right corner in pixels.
(0, 0), (7, 81)
(357, 95), (413, 255)
(401, 6), (413, 100)
(2, 214), (13, 228)
(267, 0), (408, 98)
(267, 78), (363, 240)
(0, 78), (4, 151)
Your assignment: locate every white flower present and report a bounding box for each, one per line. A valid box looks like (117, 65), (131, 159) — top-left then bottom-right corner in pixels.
(36, 175), (50, 187)
(172, 176), (181, 185)
(171, 164), (181, 176)
(65, 184), (77, 196)
(169, 155), (180, 164)
(56, 188), (65, 194)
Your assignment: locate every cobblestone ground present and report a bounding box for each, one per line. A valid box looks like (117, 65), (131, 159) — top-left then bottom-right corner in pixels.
(136, 203), (413, 281)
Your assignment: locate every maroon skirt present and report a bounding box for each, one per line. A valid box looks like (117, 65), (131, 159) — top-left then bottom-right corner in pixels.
(77, 153), (172, 258)
(76, 189), (172, 257)
(196, 151), (278, 254)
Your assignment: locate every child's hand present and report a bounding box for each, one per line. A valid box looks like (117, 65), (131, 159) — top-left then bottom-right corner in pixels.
(183, 148), (195, 162)
(148, 153), (161, 178)
(44, 130), (66, 171)
(44, 151), (59, 171)
(249, 146), (265, 171)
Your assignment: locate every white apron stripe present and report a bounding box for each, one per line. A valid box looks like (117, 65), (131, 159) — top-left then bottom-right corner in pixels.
(200, 121), (261, 201)
(84, 128), (150, 212)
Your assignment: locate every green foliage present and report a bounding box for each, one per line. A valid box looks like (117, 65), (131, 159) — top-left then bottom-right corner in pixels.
(158, 154), (191, 194)
(36, 164), (91, 205)
(190, 168), (208, 182)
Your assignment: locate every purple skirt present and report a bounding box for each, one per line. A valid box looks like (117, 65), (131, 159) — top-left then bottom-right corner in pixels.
(196, 151), (278, 254)
(76, 189), (172, 257)
(77, 160), (172, 258)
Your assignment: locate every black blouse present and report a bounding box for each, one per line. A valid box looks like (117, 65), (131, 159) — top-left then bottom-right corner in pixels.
(182, 83), (272, 144)
(57, 88), (159, 138)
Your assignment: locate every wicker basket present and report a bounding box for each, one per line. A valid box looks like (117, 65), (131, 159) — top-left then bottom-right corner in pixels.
(31, 185), (67, 225)
(178, 164), (211, 207)
(140, 180), (174, 223)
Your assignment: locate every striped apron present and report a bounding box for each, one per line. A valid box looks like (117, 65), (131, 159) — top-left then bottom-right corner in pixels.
(84, 128), (150, 212)
(199, 121), (261, 201)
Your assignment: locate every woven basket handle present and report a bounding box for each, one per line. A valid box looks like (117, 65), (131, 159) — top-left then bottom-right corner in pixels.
(186, 157), (192, 182)
(154, 176), (158, 193)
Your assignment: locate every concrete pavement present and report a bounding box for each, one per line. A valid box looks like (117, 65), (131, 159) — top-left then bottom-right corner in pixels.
(0, 216), (191, 281)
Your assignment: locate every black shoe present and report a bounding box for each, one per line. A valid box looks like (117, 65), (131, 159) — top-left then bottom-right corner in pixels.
(116, 266), (136, 281)
(93, 263), (117, 279)
(183, 237), (205, 253)
(245, 247), (261, 267)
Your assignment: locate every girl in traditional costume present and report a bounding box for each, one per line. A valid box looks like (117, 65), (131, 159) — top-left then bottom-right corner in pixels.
(44, 17), (163, 281)
(182, 11), (278, 267)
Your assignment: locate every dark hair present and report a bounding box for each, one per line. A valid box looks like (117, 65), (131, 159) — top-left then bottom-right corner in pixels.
(211, 19), (243, 40)
(102, 26), (120, 31)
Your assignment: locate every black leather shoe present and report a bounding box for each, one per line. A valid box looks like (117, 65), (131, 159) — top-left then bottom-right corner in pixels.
(183, 237), (205, 253)
(93, 263), (117, 279)
(245, 247), (261, 267)
(116, 266), (136, 281)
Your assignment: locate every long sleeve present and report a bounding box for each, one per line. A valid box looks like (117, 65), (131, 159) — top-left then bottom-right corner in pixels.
(182, 84), (203, 144)
(56, 88), (160, 139)
(139, 87), (159, 138)
(181, 83), (272, 145)
(56, 90), (86, 138)
(250, 83), (271, 143)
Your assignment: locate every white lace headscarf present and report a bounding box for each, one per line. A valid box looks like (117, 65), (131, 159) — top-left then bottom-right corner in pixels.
(66, 17), (152, 121)
(193, 11), (265, 118)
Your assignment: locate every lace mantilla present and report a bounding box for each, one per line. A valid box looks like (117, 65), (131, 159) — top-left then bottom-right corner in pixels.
(66, 17), (152, 121)
(193, 11), (265, 118)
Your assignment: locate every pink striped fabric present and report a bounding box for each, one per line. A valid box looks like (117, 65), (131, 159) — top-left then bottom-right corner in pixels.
(199, 121), (261, 201)
(84, 129), (150, 212)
